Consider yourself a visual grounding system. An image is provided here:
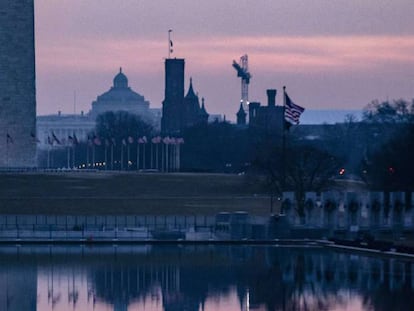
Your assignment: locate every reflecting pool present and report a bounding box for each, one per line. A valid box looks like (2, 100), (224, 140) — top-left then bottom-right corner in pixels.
(0, 244), (413, 311)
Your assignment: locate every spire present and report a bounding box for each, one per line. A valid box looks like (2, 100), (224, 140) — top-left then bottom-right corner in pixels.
(198, 97), (209, 124)
(185, 77), (197, 99)
(200, 97), (208, 114)
(237, 103), (247, 125)
(237, 102), (246, 116)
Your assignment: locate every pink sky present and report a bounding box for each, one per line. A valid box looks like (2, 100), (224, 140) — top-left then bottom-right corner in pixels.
(34, 0), (414, 120)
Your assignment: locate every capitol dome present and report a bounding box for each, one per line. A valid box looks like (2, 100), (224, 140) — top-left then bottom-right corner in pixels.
(113, 67), (128, 88)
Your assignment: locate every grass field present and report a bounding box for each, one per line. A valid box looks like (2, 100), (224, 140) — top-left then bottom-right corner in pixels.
(0, 172), (274, 215)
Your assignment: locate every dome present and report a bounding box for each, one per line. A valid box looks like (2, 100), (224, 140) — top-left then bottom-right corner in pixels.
(113, 67), (128, 88)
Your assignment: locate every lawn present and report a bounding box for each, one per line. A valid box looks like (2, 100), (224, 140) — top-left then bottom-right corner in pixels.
(0, 172), (274, 215)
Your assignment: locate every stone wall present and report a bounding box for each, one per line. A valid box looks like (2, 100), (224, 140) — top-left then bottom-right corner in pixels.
(0, 0), (37, 167)
(283, 191), (414, 233)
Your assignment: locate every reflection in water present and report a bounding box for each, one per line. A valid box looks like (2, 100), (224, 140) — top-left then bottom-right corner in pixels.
(0, 244), (413, 310)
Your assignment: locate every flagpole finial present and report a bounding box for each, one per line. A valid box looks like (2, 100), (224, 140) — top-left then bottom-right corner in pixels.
(283, 86), (286, 91)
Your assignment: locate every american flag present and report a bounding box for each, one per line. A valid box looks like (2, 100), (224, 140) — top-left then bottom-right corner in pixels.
(151, 136), (162, 144)
(284, 91), (305, 125)
(93, 135), (101, 146)
(52, 132), (61, 145)
(73, 134), (79, 145)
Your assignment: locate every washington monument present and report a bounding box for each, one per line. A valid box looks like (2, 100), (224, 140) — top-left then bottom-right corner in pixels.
(0, 0), (37, 167)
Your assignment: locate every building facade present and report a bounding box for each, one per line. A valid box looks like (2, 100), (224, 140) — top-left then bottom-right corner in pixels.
(90, 68), (156, 125)
(161, 58), (209, 135)
(37, 69), (160, 149)
(0, 0), (37, 167)
(37, 112), (95, 149)
(248, 89), (284, 135)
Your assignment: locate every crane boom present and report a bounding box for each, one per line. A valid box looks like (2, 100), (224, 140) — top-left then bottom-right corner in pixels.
(232, 54), (251, 110)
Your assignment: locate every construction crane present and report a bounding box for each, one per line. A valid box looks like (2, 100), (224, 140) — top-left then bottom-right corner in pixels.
(232, 54), (251, 110)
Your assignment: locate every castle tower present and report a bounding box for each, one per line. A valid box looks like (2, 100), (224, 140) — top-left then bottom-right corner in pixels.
(161, 58), (185, 135)
(0, 0), (37, 167)
(236, 103), (247, 125)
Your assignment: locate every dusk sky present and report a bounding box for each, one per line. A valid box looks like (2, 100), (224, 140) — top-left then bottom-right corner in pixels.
(35, 0), (414, 120)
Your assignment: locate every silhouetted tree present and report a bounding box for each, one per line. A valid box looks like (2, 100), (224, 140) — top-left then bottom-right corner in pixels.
(181, 121), (249, 172)
(362, 124), (414, 191)
(363, 99), (414, 124)
(95, 111), (154, 142)
(253, 141), (340, 219)
(361, 99), (414, 191)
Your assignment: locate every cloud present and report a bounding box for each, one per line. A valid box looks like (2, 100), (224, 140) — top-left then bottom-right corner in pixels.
(37, 35), (414, 75)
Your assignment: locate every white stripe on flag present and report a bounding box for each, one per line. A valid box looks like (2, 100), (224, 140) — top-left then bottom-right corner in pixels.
(284, 92), (305, 125)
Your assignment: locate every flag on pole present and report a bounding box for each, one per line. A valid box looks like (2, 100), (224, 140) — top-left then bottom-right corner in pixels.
(151, 136), (162, 144)
(169, 29), (173, 53)
(284, 88), (305, 126)
(128, 136), (134, 144)
(68, 135), (74, 145)
(47, 136), (53, 145)
(6, 133), (13, 144)
(93, 135), (101, 146)
(122, 138), (127, 146)
(31, 131), (40, 143)
(73, 134), (79, 145)
(52, 132), (61, 145)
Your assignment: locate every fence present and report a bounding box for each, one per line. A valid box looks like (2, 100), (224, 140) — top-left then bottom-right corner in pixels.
(0, 214), (269, 241)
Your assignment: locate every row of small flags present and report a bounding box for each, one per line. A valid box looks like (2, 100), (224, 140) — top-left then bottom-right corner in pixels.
(48, 134), (184, 147)
(6, 132), (185, 146)
(90, 136), (184, 147)
(6, 132), (40, 144)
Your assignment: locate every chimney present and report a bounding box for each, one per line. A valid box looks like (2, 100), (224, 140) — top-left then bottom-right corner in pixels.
(267, 89), (277, 107)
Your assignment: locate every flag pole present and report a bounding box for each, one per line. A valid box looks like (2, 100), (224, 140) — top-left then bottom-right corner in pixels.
(137, 141), (140, 171)
(143, 143), (146, 170)
(161, 141), (164, 172)
(104, 143), (108, 170)
(86, 141), (89, 168)
(150, 143), (153, 169)
(127, 144), (130, 170)
(67, 144), (70, 169)
(72, 144), (75, 169)
(47, 144), (50, 169)
(168, 29), (172, 59)
(281, 86), (287, 213)
(6, 135), (9, 169)
(111, 143), (114, 170)
(121, 142), (124, 171)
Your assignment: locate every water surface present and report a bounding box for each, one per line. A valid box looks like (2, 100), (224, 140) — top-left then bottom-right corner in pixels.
(0, 244), (413, 311)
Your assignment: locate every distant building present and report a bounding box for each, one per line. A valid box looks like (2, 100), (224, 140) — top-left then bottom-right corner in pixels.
(37, 69), (160, 149)
(161, 58), (209, 135)
(248, 89), (284, 135)
(37, 111), (95, 149)
(90, 68), (158, 126)
(0, 0), (37, 167)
